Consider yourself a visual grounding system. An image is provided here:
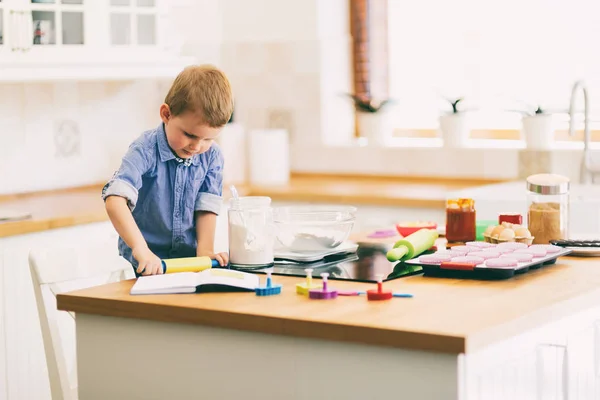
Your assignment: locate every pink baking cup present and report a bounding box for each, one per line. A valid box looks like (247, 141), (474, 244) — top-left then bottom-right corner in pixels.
(450, 255), (485, 264)
(515, 247), (547, 258)
(501, 252), (534, 262)
(480, 250), (502, 258)
(435, 249), (469, 257)
(468, 251), (501, 260)
(493, 247), (517, 254)
(451, 245), (479, 253)
(465, 241), (496, 249)
(529, 244), (562, 254)
(419, 254), (453, 264)
(496, 242), (528, 250)
(485, 258), (518, 268)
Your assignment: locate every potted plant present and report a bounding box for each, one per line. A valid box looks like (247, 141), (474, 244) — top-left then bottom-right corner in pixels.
(509, 105), (554, 150)
(349, 95), (395, 146)
(439, 97), (472, 148)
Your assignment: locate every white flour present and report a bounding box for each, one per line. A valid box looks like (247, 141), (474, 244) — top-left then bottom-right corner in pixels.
(229, 222), (274, 265)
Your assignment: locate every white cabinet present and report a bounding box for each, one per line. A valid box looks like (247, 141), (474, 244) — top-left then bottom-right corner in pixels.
(0, 221), (121, 400)
(0, 0), (192, 82)
(462, 305), (600, 400)
(0, 250), (5, 400)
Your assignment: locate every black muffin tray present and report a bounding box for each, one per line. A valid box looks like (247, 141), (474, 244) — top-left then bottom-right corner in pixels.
(403, 246), (572, 280)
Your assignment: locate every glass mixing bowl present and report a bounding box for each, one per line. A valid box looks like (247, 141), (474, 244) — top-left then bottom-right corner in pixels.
(273, 205), (357, 252)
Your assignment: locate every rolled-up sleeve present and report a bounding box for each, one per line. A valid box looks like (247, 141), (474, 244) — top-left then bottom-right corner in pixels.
(195, 146), (224, 215)
(101, 143), (150, 211)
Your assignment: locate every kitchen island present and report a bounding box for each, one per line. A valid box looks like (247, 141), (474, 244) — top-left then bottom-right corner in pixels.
(58, 255), (600, 400)
(0, 174), (500, 399)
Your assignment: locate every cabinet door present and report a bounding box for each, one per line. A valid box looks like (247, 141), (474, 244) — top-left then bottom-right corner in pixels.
(0, 241), (6, 400)
(12, 0), (96, 64)
(564, 321), (600, 399)
(104, 0), (168, 63)
(6, 0), (169, 63)
(0, 0), (20, 60)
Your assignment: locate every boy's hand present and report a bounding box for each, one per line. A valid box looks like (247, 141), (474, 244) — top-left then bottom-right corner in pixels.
(198, 250), (229, 267)
(133, 246), (163, 275)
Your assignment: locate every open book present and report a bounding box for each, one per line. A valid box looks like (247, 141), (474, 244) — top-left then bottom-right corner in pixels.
(130, 268), (260, 295)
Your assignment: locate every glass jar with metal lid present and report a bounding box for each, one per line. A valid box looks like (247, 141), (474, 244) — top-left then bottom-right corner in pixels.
(526, 173), (570, 244)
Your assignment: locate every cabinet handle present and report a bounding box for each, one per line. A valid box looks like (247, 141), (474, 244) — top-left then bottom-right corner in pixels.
(536, 343), (569, 400)
(9, 10), (18, 51)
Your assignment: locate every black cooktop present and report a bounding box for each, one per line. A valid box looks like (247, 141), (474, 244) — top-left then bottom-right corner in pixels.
(231, 244), (423, 283)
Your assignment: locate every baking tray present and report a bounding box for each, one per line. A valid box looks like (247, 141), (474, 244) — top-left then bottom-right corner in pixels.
(403, 247), (572, 280)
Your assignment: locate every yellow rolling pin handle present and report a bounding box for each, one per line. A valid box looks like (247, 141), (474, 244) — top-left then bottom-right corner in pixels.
(161, 256), (219, 274)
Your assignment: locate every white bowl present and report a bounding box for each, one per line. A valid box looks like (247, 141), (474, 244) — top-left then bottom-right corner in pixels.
(273, 205), (357, 253)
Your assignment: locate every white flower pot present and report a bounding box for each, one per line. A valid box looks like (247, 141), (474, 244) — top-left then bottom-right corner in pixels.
(521, 114), (554, 150)
(439, 113), (470, 148)
(356, 111), (392, 146)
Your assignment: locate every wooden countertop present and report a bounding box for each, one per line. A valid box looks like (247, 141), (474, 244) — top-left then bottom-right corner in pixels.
(0, 184), (108, 238)
(57, 256), (600, 354)
(0, 174), (498, 238)
(244, 173), (501, 208)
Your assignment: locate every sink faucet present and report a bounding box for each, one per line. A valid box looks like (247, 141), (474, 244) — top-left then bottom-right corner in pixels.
(568, 80), (595, 183)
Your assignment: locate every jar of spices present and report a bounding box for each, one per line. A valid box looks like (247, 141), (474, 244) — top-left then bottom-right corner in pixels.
(526, 174), (570, 244)
(445, 198), (476, 243)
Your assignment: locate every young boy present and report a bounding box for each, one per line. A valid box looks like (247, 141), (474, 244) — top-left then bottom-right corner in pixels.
(102, 65), (233, 276)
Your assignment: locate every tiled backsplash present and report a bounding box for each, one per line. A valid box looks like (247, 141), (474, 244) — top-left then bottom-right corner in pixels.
(221, 40), (324, 147)
(0, 81), (163, 194)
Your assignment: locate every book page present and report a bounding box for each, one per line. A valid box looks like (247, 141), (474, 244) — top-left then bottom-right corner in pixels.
(131, 272), (196, 294)
(196, 269), (259, 290)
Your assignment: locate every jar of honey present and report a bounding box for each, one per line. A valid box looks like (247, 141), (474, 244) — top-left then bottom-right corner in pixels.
(445, 198), (476, 243)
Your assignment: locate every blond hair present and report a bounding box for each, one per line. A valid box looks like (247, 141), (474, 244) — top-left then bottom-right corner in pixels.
(164, 65), (234, 127)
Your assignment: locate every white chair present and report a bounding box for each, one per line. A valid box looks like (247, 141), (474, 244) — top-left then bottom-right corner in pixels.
(29, 241), (133, 400)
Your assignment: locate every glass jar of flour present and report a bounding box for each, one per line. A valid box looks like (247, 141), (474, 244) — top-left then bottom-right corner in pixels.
(228, 196), (275, 267)
(526, 173), (570, 244)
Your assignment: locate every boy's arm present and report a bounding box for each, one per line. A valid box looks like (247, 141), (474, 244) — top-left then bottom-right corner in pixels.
(195, 211), (217, 254)
(194, 146), (227, 266)
(102, 140), (162, 275)
(105, 196), (162, 275)
(195, 211), (228, 266)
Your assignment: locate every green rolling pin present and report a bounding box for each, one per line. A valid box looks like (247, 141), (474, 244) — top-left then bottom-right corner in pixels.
(386, 228), (438, 262)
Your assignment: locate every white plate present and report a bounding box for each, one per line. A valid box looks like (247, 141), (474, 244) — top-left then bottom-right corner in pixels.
(563, 247), (600, 257)
(274, 241), (358, 263)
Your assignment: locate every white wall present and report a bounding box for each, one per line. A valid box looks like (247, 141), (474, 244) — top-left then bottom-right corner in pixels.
(3, 0), (591, 195)
(219, 0), (353, 151)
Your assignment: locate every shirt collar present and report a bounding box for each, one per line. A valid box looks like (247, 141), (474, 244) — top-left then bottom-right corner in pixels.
(156, 123), (200, 166)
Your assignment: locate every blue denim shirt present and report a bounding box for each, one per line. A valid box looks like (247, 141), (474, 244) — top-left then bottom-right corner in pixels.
(102, 123), (224, 268)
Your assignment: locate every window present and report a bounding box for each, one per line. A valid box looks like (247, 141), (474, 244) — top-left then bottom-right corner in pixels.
(387, 0), (600, 141)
